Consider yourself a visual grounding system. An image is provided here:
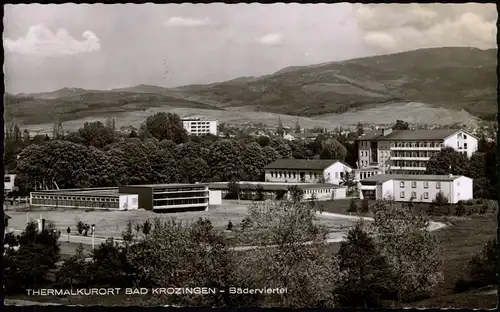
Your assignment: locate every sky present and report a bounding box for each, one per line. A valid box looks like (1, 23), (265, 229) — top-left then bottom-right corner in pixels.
(3, 3), (497, 94)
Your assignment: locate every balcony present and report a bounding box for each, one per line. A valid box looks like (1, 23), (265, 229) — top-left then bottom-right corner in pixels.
(390, 157), (430, 161)
(390, 146), (442, 151)
(390, 166), (427, 171)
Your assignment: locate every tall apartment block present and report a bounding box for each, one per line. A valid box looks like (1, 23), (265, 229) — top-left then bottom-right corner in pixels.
(357, 128), (478, 175)
(181, 117), (218, 136)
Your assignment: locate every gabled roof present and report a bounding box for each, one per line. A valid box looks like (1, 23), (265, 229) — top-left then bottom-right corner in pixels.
(357, 129), (461, 141)
(264, 159), (341, 170)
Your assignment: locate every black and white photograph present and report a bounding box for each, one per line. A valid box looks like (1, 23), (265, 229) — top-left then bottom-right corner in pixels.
(3, 2), (498, 308)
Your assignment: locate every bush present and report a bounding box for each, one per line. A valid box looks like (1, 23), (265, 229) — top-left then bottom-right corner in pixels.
(479, 204), (488, 214)
(347, 198), (358, 213)
(475, 198), (484, 205)
(468, 238), (498, 287)
(466, 199), (475, 206)
(433, 191), (449, 206)
(240, 217), (253, 231)
(76, 221), (85, 235)
(227, 220), (234, 231)
(359, 199), (370, 214)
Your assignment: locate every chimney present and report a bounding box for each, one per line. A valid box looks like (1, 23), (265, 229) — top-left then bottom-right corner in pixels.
(381, 128), (393, 137)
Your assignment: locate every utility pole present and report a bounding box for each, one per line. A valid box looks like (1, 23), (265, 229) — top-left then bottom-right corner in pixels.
(91, 224), (95, 250)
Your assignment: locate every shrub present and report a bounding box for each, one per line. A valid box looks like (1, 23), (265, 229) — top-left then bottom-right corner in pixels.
(454, 278), (485, 293)
(76, 221), (85, 235)
(359, 199), (370, 214)
(433, 191), (449, 206)
(466, 199), (475, 206)
(475, 198), (484, 205)
(455, 203), (466, 216)
(468, 238), (498, 287)
(479, 204), (488, 214)
(347, 198), (358, 213)
(227, 220), (234, 231)
(240, 217), (253, 231)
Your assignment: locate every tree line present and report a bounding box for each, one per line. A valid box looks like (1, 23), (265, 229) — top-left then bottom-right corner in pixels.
(9, 112), (358, 195)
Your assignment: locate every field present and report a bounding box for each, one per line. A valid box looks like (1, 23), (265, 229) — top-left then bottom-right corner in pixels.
(19, 101), (479, 136)
(6, 200), (358, 240)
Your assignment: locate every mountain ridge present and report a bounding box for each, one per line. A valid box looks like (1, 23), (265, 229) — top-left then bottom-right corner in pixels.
(6, 46), (497, 125)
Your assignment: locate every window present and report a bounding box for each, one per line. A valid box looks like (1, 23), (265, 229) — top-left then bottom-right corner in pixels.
(464, 143), (468, 149)
(400, 181), (405, 188)
(424, 181), (429, 188)
(436, 182), (441, 189)
(340, 172), (345, 178)
(335, 172), (339, 179)
(411, 192), (416, 199)
(411, 181), (417, 188)
(424, 192), (429, 199)
(400, 192), (405, 198)
(457, 181), (460, 186)
(4, 176), (11, 182)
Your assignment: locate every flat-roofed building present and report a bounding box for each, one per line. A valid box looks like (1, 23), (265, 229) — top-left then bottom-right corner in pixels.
(353, 167), (383, 181)
(119, 183), (216, 212)
(30, 187), (139, 210)
(359, 174), (473, 204)
(181, 117), (218, 136)
(264, 159), (352, 185)
(209, 181), (347, 201)
(357, 128), (478, 175)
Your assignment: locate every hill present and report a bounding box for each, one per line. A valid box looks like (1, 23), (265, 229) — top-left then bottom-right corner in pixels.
(5, 91), (221, 125)
(170, 47), (497, 120)
(6, 47), (497, 126)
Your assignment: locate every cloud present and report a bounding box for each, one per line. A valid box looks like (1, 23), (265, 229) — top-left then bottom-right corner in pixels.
(353, 3), (497, 52)
(4, 24), (100, 57)
(164, 16), (215, 27)
(256, 33), (283, 46)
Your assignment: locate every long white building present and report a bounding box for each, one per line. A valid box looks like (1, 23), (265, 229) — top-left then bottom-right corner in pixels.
(357, 128), (478, 175)
(181, 117), (218, 136)
(359, 174), (473, 204)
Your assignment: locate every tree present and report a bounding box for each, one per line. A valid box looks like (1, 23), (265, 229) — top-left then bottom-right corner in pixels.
(206, 140), (246, 181)
(135, 223), (142, 239)
(392, 120), (409, 130)
(77, 121), (116, 148)
(433, 191), (449, 206)
(276, 116), (284, 137)
(467, 238), (497, 287)
(369, 200), (444, 301)
(55, 243), (88, 287)
(139, 112), (188, 144)
(336, 222), (396, 307)
(243, 200), (339, 307)
(340, 171), (356, 193)
(142, 219), (152, 236)
(347, 198), (358, 213)
(227, 180), (241, 200)
(319, 139), (347, 161)
(356, 122), (364, 136)
(288, 185), (304, 203)
(294, 118), (301, 134)
(425, 147), (469, 176)
(66, 226), (71, 242)
(4, 221), (61, 293)
(269, 138), (293, 159)
(77, 221), (85, 235)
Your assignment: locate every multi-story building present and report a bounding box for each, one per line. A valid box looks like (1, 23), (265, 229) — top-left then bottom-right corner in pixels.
(359, 174), (473, 204)
(181, 117), (218, 136)
(357, 128), (478, 175)
(264, 159), (352, 185)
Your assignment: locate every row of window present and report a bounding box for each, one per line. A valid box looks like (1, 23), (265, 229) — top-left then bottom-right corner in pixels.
(303, 188), (335, 194)
(400, 191), (428, 199)
(359, 171), (378, 180)
(399, 181), (445, 189)
(391, 161), (428, 168)
(457, 142), (468, 149)
(392, 151), (438, 158)
(392, 142), (443, 148)
(154, 188), (207, 193)
(154, 198), (208, 206)
(154, 192), (208, 199)
(31, 198), (120, 209)
(31, 194), (119, 202)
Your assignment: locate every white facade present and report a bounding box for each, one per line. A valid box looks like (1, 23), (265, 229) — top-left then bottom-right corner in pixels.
(265, 161), (353, 185)
(209, 190), (222, 205)
(443, 131), (478, 158)
(299, 186), (347, 201)
(358, 129), (478, 175)
(4, 174), (16, 194)
(182, 118), (218, 136)
(353, 167), (382, 182)
(360, 175), (473, 204)
(119, 194), (139, 210)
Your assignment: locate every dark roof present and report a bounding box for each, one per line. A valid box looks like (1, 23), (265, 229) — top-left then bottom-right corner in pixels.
(264, 159), (340, 170)
(357, 129), (460, 141)
(361, 174), (464, 183)
(208, 182), (344, 192)
(124, 183), (208, 188)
